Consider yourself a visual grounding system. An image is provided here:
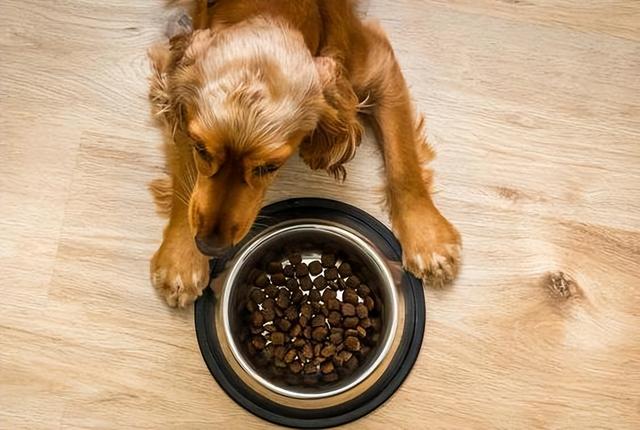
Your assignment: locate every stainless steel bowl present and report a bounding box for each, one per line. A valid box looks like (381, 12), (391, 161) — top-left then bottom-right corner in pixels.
(195, 198), (425, 427)
(209, 219), (406, 409)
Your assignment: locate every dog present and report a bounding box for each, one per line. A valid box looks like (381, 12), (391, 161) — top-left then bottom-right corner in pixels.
(148, 0), (461, 307)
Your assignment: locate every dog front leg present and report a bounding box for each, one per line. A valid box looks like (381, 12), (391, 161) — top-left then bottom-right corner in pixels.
(362, 27), (462, 287)
(150, 143), (210, 307)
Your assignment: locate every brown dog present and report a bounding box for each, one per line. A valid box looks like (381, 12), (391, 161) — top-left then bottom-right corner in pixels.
(148, 0), (461, 307)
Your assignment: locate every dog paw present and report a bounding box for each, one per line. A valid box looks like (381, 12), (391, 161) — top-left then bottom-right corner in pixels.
(396, 210), (462, 288)
(403, 241), (461, 288)
(150, 238), (210, 308)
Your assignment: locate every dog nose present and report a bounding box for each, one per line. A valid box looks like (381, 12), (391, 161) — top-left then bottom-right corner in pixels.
(195, 236), (227, 257)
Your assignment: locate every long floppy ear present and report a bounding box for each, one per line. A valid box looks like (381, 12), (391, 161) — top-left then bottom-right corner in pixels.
(299, 57), (364, 181)
(148, 32), (192, 136)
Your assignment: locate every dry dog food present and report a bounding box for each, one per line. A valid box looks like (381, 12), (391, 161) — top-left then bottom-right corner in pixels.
(242, 252), (382, 385)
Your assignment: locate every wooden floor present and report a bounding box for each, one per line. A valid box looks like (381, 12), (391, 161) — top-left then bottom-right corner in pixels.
(1, 0), (639, 428)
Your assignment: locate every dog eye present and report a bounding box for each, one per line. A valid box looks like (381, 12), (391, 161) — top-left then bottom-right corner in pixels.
(193, 142), (206, 154)
(193, 142), (212, 160)
(252, 164), (280, 177)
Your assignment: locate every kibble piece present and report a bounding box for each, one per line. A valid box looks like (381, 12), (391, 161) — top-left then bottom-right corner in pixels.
(312, 326), (328, 341)
(276, 318), (292, 332)
(365, 296), (375, 311)
(359, 346), (371, 358)
(337, 278), (347, 290)
(295, 263), (309, 277)
(271, 273), (287, 286)
(341, 303), (356, 317)
(321, 253), (336, 268)
(288, 253), (302, 265)
(267, 261), (283, 274)
(321, 361), (335, 374)
(289, 361), (303, 374)
(299, 315), (309, 327)
(326, 298), (341, 311)
(324, 267), (339, 280)
(293, 338), (306, 348)
(308, 261), (323, 276)
(286, 278), (299, 290)
(359, 318), (372, 329)
(311, 315), (326, 328)
(346, 275), (361, 289)
(313, 343), (322, 357)
(254, 273), (269, 288)
(322, 289), (337, 302)
(327, 310), (342, 326)
(274, 346), (287, 360)
(276, 290), (290, 309)
(343, 288), (359, 305)
(265, 284), (279, 298)
(299, 275), (313, 291)
(329, 331), (343, 345)
(274, 306), (284, 318)
(312, 275), (327, 289)
(356, 303), (369, 319)
(327, 281), (339, 291)
(345, 329), (358, 338)
(284, 349), (297, 363)
(272, 332), (286, 346)
(303, 363), (317, 374)
(337, 262), (352, 277)
(291, 289), (304, 304)
(308, 288), (321, 302)
(303, 326), (312, 339)
(250, 311), (264, 327)
(321, 344), (336, 358)
(261, 307), (275, 322)
(357, 284), (371, 297)
(344, 355), (359, 371)
(251, 336), (266, 350)
(289, 324), (302, 338)
(343, 317), (359, 328)
(302, 342), (314, 359)
(356, 326), (367, 338)
(284, 306), (298, 321)
(249, 289), (266, 304)
(300, 303), (312, 319)
(263, 322), (276, 332)
(283, 264), (295, 278)
(337, 350), (352, 362)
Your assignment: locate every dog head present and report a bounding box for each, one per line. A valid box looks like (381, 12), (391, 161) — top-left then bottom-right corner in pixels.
(149, 20), (362, 255)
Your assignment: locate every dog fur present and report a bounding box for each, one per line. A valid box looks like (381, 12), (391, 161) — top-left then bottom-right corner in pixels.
(148, 0), (461, 307)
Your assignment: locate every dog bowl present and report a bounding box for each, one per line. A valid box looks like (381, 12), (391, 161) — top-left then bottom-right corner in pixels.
(195, 198), (425, 428)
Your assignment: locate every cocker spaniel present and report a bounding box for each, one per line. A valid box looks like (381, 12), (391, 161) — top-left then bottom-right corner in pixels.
(148, 0), (461, 307)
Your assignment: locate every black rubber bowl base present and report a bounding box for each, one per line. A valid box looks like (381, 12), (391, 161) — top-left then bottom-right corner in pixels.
(194, 198), (425, 428)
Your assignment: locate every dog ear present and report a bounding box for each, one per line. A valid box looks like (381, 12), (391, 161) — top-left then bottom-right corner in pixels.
(298, 57), (364, 181)
(148, 32), (191, 135)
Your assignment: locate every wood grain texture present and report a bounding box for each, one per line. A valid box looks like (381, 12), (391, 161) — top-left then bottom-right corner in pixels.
(1, 0), (639, 428)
